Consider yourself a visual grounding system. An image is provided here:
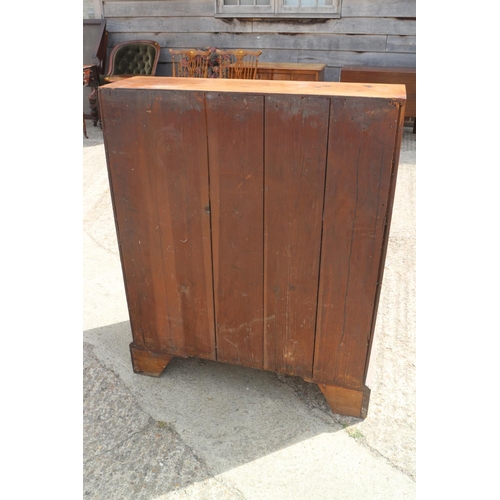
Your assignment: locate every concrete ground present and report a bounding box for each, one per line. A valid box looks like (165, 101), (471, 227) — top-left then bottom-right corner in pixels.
(83, 118), (416, 499)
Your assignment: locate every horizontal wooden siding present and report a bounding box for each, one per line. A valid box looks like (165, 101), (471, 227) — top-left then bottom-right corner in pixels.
(99, 0), (415, 85)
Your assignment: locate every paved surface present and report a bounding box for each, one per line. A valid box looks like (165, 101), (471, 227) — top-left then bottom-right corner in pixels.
(83, 118), (416, 499)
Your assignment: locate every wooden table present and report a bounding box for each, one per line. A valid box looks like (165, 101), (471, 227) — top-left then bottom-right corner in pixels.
(256, 62), (326, 81)
(99, 77), (406, 418)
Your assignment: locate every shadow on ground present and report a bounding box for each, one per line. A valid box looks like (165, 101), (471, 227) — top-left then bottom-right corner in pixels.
(83, 117), (416, 499)
(84, 320), (362, 499)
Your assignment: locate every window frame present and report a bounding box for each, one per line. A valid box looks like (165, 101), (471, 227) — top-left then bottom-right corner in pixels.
(215, 0), (342, 19)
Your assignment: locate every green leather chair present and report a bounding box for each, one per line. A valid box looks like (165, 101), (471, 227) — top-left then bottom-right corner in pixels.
(101, 40), (160, 84)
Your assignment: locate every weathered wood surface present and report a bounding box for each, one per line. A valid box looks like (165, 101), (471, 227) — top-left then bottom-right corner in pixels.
(105, 17), (415, 36)
(318, 383), (370, 418)
(205, 92), (265, 369)
(387, 35), (416, 53)
(107, 32), (389, 53)
(102, 37), (415, 67)
(253, 17), (415, 35)
(99, 77), (405, 418)
(102, 76), (406, 100)
(313, 96), (400, 388)
(129, 344), (173, 377)
(341, 65), (415, 116)
(103, 38), (415, 74)
(153, 51), (415, 77)
(263, 95), (329, 378)
(100, 88), (216, 360)
(342, 0), (415, 17)
(104, 32), (415, 61)
(104, 1), (213, 17)
(103, 0), (416, 19)
(99, 0), (416, 81)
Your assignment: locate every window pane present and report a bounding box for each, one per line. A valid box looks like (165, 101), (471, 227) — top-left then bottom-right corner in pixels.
(224, 0), (334, 8)
(284, 0), (326, 5)
(223, 0), (271, 5)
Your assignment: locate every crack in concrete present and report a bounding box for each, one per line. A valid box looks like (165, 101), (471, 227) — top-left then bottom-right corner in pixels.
(83, 227), (119, 256)
(273, 371), (416, 482)
(84, 342), (247, 498)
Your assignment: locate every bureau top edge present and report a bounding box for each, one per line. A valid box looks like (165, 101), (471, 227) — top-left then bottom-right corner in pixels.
(100, 76), (406, 101)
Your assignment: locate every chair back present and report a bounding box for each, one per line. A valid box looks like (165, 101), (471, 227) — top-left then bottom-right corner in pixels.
(169, 49), (211, 78)
(106, 40), (160, 78)
(216, 49), (262, 80)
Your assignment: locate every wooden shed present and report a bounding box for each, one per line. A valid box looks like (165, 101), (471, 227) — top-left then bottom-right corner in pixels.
(88, 0), (416, 82)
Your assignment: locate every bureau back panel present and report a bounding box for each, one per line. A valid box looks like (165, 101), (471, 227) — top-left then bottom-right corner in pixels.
(100, 78), (405, 392)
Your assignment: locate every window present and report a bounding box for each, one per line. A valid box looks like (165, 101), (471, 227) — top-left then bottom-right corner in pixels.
(216, 0), (342, 18)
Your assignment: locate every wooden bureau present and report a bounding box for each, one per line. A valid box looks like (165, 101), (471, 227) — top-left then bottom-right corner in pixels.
(256, 62), (326, 81)
(99, 77), (406, 418)
(341, 65), (416, 119)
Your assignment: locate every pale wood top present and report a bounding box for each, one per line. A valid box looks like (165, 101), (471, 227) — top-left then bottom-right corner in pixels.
(257, 62), (326, 70)
(103, 76), (406, 101)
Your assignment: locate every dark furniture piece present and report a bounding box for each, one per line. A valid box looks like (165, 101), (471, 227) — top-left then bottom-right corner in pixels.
(94, 40), (160, 127)
(341, 65), (416, 131)
(83, 65), (99, 137)
(83, 19), (108, 126)
(102, 40), (160, 84)
(99, 77), (406, 418)
(256, 62), (326, 81)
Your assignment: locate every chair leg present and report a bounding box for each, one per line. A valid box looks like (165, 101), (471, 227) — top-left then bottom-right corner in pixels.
(83, 115), (88, 138)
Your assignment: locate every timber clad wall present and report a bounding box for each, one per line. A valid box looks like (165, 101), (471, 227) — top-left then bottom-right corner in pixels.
(97, 0), (415, 81)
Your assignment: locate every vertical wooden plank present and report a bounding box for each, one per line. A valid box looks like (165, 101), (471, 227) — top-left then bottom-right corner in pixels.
(100, 87), (216, 359)
(313, 96), (400, 388)
(145, 89), (216, 359)
(363, 97), (406, 386)
(100, 88), (164, 352)
(205, 92), (264, 369)
(264, 95), (329, 379)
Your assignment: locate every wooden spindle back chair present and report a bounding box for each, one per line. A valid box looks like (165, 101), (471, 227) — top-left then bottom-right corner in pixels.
(169, 49), (211, 78)
(216, 49), (263, 80)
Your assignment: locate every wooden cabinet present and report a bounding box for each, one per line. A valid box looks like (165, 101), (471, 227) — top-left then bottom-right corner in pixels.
(99, 77), (406, 418)
(256, 62), (325, 81)
(341, 65), (416, 119)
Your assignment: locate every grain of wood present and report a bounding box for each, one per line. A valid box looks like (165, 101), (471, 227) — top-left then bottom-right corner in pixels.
(205, 92), (265, 368)
(264, 94), (329, 378)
